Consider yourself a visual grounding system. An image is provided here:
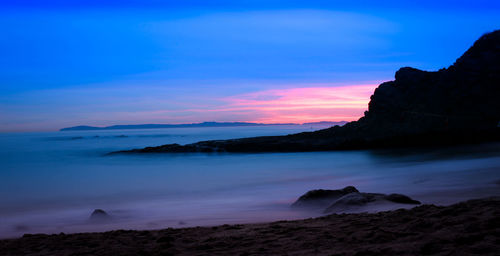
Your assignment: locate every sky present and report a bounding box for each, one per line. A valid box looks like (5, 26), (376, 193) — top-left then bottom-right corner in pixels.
(1, 1), (499, 132)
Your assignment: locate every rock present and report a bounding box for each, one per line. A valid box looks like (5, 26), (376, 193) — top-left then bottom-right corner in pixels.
(358, 30), (500, 137)
(89, 209), (110, 222)
(292, 186), (422, 213)
(291, 186), (359, 208)
(384, 194), (421, 204)
(313, 191), (421, 213)
(324, 192), (381, 213)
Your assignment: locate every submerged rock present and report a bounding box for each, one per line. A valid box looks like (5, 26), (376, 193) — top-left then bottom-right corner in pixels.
(323, 192), (421, 213)
(324, 192), (381, 213)
(292, 186), (421, 213)
(385, 193), (421, 204)
(291, 186), (359, 208)
(90, 209), (110, 222)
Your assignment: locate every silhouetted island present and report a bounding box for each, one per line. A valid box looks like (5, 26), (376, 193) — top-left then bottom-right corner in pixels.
(60, 121), (347, 131)
(112, 30), (500, 154)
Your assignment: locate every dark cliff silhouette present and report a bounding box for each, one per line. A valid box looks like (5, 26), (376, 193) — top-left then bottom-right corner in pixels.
(113, 30), (500, 154)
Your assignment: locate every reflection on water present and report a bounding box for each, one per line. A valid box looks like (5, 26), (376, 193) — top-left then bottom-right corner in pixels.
(0, 125), (499, 238)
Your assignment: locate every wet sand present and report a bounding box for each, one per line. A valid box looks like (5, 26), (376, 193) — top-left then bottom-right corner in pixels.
(1, 197), (498, 256)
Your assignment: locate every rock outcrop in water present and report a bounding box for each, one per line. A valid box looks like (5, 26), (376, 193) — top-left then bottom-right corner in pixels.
(90, 209), (110, 222)
(112, 30), (500, 154)
(324, 192), (421, 213)
(292, 186), (421, 213)
(291, 186), (359, 209)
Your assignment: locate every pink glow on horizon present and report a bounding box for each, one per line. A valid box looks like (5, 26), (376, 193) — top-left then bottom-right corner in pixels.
(217, 84), (377, 124)
(0, 84), (380, 132)
(112, 84), (379, 125)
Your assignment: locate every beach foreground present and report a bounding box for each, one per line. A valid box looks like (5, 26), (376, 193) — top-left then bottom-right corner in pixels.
(1, 197), (498, 256)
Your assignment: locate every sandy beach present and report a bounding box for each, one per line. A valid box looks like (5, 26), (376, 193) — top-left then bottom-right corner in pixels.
(1, 197), (498, 256)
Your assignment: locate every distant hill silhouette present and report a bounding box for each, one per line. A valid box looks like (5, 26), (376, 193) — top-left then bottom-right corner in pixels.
(302, 121), (348, 126)
(113, 30), (500, 154)
(61, 121), (347, 131)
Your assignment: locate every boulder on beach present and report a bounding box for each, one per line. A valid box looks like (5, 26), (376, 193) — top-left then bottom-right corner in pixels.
(291, 186), (359, 208)
(90, 209), (110, 222)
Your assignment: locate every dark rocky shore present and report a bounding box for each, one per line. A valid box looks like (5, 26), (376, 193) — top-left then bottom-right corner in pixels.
(111, 30), (500, 154)
(1, 197), (498, 256)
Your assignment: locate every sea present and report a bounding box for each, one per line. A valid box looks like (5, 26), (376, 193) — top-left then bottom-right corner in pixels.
(1, 125), (499, 238)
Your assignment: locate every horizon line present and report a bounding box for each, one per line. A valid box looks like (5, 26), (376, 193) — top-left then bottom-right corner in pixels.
(0, 120), (352, 134)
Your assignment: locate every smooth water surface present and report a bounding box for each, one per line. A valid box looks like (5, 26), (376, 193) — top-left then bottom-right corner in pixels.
(1, 125), (499, 238)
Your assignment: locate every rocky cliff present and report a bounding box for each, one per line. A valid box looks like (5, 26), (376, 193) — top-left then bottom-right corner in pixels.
(362, 30), (500, 136)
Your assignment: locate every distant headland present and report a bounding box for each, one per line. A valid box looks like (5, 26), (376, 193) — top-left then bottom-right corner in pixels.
(112, 29), (500, 154)
(60, 121), (348, 131)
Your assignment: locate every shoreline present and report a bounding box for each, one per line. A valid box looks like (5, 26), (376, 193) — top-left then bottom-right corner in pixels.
(1, 197), (498, 255)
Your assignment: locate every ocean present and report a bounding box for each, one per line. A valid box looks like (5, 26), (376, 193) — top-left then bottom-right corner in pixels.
(1, 125), (499, 238)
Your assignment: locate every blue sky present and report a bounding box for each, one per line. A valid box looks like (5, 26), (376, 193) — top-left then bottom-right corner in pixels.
(1, 1), (499, 131)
